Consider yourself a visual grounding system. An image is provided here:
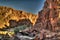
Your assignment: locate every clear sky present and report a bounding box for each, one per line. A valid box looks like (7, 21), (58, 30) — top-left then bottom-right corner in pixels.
(0, 0), (45, 14)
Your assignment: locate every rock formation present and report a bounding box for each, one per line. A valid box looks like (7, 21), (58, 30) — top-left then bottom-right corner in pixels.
(34, 0), (60, 32)
(0, 6), (37, 29)
(31, 0), (60, 40)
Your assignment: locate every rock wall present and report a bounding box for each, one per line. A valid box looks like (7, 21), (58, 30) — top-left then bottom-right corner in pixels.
(34, 0), (60, 32)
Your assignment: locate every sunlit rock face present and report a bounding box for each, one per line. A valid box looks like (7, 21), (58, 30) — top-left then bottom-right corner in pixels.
(0, 6), (38, 29)
(34, 0), (60, 32)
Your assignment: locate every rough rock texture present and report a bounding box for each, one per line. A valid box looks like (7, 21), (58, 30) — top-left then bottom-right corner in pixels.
(31, 0), (60, 40)
(34, 0), (59, 31)
(0, 6), (37, 29)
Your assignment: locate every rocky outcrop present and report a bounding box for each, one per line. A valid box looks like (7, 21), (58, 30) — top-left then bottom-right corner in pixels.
(30, 0), (60, 40)
(0, 6), (37, 29)
(34, 0), (60, 32)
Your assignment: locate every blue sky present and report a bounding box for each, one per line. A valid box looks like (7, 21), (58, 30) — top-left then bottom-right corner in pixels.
(0, 0), (45, 14)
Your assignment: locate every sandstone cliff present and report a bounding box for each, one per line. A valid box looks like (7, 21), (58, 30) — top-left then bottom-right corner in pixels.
(0, 6), (37, 29)
(34, 0), (60, 32)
